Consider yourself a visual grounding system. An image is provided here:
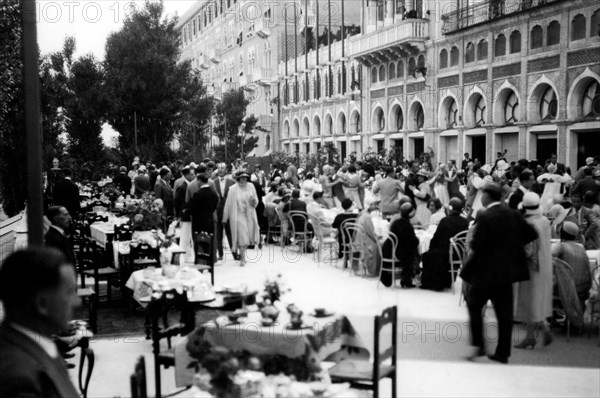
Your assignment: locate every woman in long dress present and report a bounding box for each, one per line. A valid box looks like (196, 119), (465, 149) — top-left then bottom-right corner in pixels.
(514, 192), (554, 348)
(537, 164), (572, 214)
(223, 171), (260, 266)
(410, 170), (434, 226)
(343, 165), (364, 210)
(354, 202), (381, 276)
(433, 164), (450, 208)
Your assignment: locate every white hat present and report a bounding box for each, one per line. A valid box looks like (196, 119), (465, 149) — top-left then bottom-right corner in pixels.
(522, 192), (541, 216)
(496, 160), (509, 172)
(562, 221), (579, 237)
(586, 157), (594, 165)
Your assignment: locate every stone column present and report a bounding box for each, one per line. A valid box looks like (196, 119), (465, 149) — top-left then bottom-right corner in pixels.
(385, 0), (394, 26)
(367, 2), (377, 33)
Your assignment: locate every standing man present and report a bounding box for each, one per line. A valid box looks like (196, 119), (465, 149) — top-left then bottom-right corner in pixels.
(174, 166), (196, 263)
(0, 247), (81, 397)
(460, 183), (537, 364)
(113, 166), (132, 195)
(508, 169), (535, 210)
(133, 166), (151, 197)
(213, 163), (237, 261)
(44, 206), (75, 266)
(461, 153), (472, 171)
(190, 173), (219, 235)
(154, 168), (174, 218)
(52, 168), (80, 219)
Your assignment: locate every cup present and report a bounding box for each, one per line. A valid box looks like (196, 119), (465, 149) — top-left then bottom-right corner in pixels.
(314, 308), (326, 316)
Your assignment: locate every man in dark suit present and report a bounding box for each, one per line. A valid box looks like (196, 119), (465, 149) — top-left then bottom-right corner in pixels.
(460, 183), (537, 364)
(113, 166), (132, 194)
(52, 168), (80, 218)
(154, 168), (174, 218)
(283, 189), (308, 232)
(44, 206), (75, 266)
(174, 166), (195, 219)
(0, 247), (80, 397)
(383, 202), (419, 288)
(461, 153), (472, 171)
(190, 173), (219, 234)
(213, 163), (236, 260)
(421, 198), (469, 291)
(508, 169), (534, 210)
(572, 167), (600, 198)
(133, 166), (151, 197)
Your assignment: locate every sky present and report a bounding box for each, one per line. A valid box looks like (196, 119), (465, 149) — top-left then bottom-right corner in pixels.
(36, 0), (199, 145)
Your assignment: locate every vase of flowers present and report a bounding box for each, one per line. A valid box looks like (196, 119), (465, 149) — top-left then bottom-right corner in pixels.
(124, 193), (163, 230)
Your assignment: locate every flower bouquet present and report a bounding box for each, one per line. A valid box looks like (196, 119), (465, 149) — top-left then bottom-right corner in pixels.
(124, 193), (162, 230)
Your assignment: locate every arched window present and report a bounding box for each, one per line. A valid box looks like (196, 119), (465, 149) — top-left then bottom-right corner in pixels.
(439, 49), (448, 69)
(474, 95), (486, 126)
(450, 46), (459, 66)
(547, 21), (560, 46)
(374, 108), (385, 132)
(540, 87), (558, 122)
(504, 91), (519, 125)
(394, 106), (404, 131)
(582, 80), (600, 119)
(415, 104), (424, 130)
(495, 34), (506, 57)
(266, 134), (271, 150)
(510, 30), (521, 53)
(465, 42), (475, 63)
(477, 39), (488, 60)
(389, 62), (396, 80)
(408, 58), (416, 76)
(447, 99), (458, 128)
(591, 10), (600, 38)
(397, 60), (404, 78)
(530, 25), (543, 49)
(571, 14), (586, 41)
(371, 67), (377, 83)
(417, 55), (425, 69)
(378, 65), (386, 81)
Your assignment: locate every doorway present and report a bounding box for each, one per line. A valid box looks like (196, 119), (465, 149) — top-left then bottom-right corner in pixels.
(536, 137), (557, 164)
(471, 135), (486, 164)
(577, 131), (600, 168)
(340, 141), (347, 161)
(413, 137), (424, 160)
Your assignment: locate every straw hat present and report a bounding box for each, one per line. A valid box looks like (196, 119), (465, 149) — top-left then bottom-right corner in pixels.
(522, 192), (541, 216)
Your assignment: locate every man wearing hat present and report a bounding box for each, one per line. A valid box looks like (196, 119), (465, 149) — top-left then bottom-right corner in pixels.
(461, 183), (537, 364)
(571, 167), (600, 199)
(508, 170), (535, 210)
(573, 156), (598, 182)
(113, 166), (132, 194)
(213, 163), (236, 261)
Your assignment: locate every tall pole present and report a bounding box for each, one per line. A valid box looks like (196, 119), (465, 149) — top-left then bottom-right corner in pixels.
(134, 111), (138, 153)
(341, 0), (345, 94)
(23, 0), (43, 245)
(327, 0), (332, 97)
(294, 2), (298, 103)
(305, 0), (309, 101)
(224, 111), (228, 163)
(315, 0), (319, 98)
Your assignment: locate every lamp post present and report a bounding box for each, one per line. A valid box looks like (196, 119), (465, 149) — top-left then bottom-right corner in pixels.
(239, 122), (246, 160)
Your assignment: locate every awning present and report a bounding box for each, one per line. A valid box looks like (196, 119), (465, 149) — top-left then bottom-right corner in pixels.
(389, 132), (404, 139)
(464, 128), (486, 136)
(495, 126), (519, 134)
(372, 133), (385, 140)
(323, 137), (334, 142)
(350, 135), (362, 141)
(440, 129), (458, 137)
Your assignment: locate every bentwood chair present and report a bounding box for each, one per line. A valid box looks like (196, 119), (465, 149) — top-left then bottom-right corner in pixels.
(449, 230), (469, 303)
(194, 231), (215, 285)
(341, 222), (366, 276)
(148, 289), (194, 398)
(329, 306), (398, 398)
(308, 214), (338, 266)
(338, 218), (357, 269)
(130, 356), (148, 398)
(377, 232), (400, 289)
(287, 211), (313, 253)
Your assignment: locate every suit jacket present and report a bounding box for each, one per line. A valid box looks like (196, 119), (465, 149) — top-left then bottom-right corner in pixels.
(0, 323), (80, 398)
(213, 177), (235, 221)
(174, 180), (190, 220)
(460, 203), (538, 287)
(44, 227), (74, 266)
(565, 206), (600, 249)
(190, 186), (219, 234)
(283, 199), (308, 231)
(134, 175), (151, 196)
(113, 173), (132, 195)
(507, 186), (528, 210)
(374, 177), (403, 214)
(572, 177), (600, 198)
(429, 213), (469, 252)
(154, 179), (174, 217)
(387, 218), (419, 265)
(52, 178), (80, 216)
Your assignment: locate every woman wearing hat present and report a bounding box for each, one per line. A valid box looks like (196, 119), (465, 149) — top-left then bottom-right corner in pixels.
(514, 192), (553, 349)
(409, 169), (434, 226)
(223, 171), (260, 266)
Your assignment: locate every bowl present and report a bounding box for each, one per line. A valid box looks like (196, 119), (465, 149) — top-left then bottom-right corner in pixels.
(290, 320), (303, 329)
(227, 309), (248, 322)
(261, 318), (274, 327)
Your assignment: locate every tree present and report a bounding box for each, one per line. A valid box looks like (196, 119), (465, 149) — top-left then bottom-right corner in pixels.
(213, 88), (259, 162)
(104, 0), (204, 164)
(0, 0), (26, 215)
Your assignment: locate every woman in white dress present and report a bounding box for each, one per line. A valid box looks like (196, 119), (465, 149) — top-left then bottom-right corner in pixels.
(428, 198), (446, 226)
(514, 192), (553, 348)
(433, 164), (450, 208)
(537, 164), (572, 214)
(410, 170), (434, 226)
(223, 171), (260, 266)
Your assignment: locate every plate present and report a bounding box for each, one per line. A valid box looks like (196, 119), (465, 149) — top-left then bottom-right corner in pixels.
(310, 311), (335, 318)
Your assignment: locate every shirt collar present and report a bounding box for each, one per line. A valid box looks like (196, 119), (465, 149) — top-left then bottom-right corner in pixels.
(10, 323), (59, 359)
(487, 201), (502, 209)
(200, 184), (210, 188)
(51, 224), (66, 236)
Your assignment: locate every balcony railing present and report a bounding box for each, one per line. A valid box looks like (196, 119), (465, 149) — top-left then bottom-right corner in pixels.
(442, 0), (564, 34)
(351, 19), (428, 55)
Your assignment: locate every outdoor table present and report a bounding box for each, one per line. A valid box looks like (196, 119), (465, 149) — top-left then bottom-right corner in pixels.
(89, 215), (129, 248)
(173, 309), (368, 388)
(125, 267), (213, 304)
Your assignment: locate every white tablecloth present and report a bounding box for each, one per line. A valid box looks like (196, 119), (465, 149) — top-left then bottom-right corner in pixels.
(111, 231), (182, 268)
(125, 267), (212, 303)
(89, 216), (129, 247)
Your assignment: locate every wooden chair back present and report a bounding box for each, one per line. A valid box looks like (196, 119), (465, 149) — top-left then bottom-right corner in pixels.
(377, 232), (399, 288)
(194, 231), (215, 285)
(130, 356), (147, 398)
(114, 223), (133, 241)
(373, 306), (397, 384)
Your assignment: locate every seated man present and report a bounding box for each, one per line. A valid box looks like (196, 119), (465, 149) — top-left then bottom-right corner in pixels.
(421, 198), (469, 291)
(307, 191), (333, 237)
(44, 206), (75, 266)
(332, 198), (358, 259)
(0, 247), (80, 397)
(565, 194), (599, 249)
